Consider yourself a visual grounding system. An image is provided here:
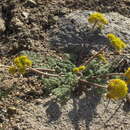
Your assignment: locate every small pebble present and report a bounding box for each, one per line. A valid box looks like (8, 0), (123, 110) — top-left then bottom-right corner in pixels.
(26, 0), (37, 7)
(35, 99), (43, 105)
(7, 107), (17, 116)
(0, 18), (6, 33)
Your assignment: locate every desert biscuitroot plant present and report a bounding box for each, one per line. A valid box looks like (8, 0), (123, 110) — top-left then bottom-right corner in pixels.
(0, 12), (129, 105)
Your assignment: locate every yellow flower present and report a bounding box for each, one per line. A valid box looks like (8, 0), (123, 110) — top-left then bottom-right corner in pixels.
(14, 56), (32, 67)
(78, 65), (86, 71)
(88, 12), (108, 27)
(18, 66), (26, 74)
(106, 79), (128, 100)
(124, 67), (130, 79)
(8, 66), (17, 75)
(12, 55), (32, 74)
(107, 33), (127, 52)
(124, 67), (130, 85)
(73, 67), (79, 73)
(19, 56), (28, 59)
(97, 53), (108, 63)
(24, 59), (32, 67)
(14, 57), (20, 66)
(73, 65), (86, 73)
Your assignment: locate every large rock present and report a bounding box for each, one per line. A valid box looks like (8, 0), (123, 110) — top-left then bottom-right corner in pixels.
(48, 10), (130, 53)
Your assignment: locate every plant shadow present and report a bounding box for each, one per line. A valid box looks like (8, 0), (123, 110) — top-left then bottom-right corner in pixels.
(122, 101), (130, 112)
(44, 88), (101, 130)
(50, 30), (109, 55)
(44, 100), (62, 123)
(68, 88), (101, 130)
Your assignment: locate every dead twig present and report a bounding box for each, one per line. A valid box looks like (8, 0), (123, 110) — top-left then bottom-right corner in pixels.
(98, 100), (125, 129)
(103, 99), (111, 115)
(103, 100), (124, 125)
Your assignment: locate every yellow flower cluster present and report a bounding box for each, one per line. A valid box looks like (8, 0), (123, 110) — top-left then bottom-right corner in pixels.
(97, 53), (108, 63)
(8, 66), (17, 74)
(124, 67), (130, 84)
(107, 33), (127, 52)
(88, 12), (108, 28)
(8, 56), (32, 75)
(73, 65), (86, 73)
(124, 67), (130, 79)
(106, 79), (128, 100)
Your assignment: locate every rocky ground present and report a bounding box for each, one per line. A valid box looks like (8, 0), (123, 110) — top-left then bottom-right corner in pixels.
(0, 0), (130, 130)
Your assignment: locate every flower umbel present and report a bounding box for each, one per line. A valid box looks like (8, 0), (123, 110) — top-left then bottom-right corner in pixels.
(88, 12), (108, 29)
(124, 67), (130, 79)
(9, 55), (32, 75)
(8, 66), (17, 75)
(106, 79), (128, 100)
(97, 53), (108, 63)
(124, 67), (130, 85)
(73, 67), (79, 73)
(78, 65), (86, 71)
(107, 33), (127, 52)
(73, 65), (86, 73)
(14, 56), (32, 67)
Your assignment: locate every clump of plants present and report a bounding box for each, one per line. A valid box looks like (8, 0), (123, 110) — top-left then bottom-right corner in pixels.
(0, 12), (130, 128)
(0, 12), (129, 105)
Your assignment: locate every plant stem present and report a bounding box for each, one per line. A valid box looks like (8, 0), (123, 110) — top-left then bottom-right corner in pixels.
(92, 20), (98, 31)
(81, 45), (108, 66)
(34, 68), (55, 72)
(79, 79), (106, 88)
(87, 73), (124, 80)
(0, 64), (9, 68)
(0, 64), (57, 76)
(29, 68), (64, 77)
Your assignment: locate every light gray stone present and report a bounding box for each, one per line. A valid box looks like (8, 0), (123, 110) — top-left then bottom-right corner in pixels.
(26, 0), (37, 6)
(48, 10), (130, 53)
